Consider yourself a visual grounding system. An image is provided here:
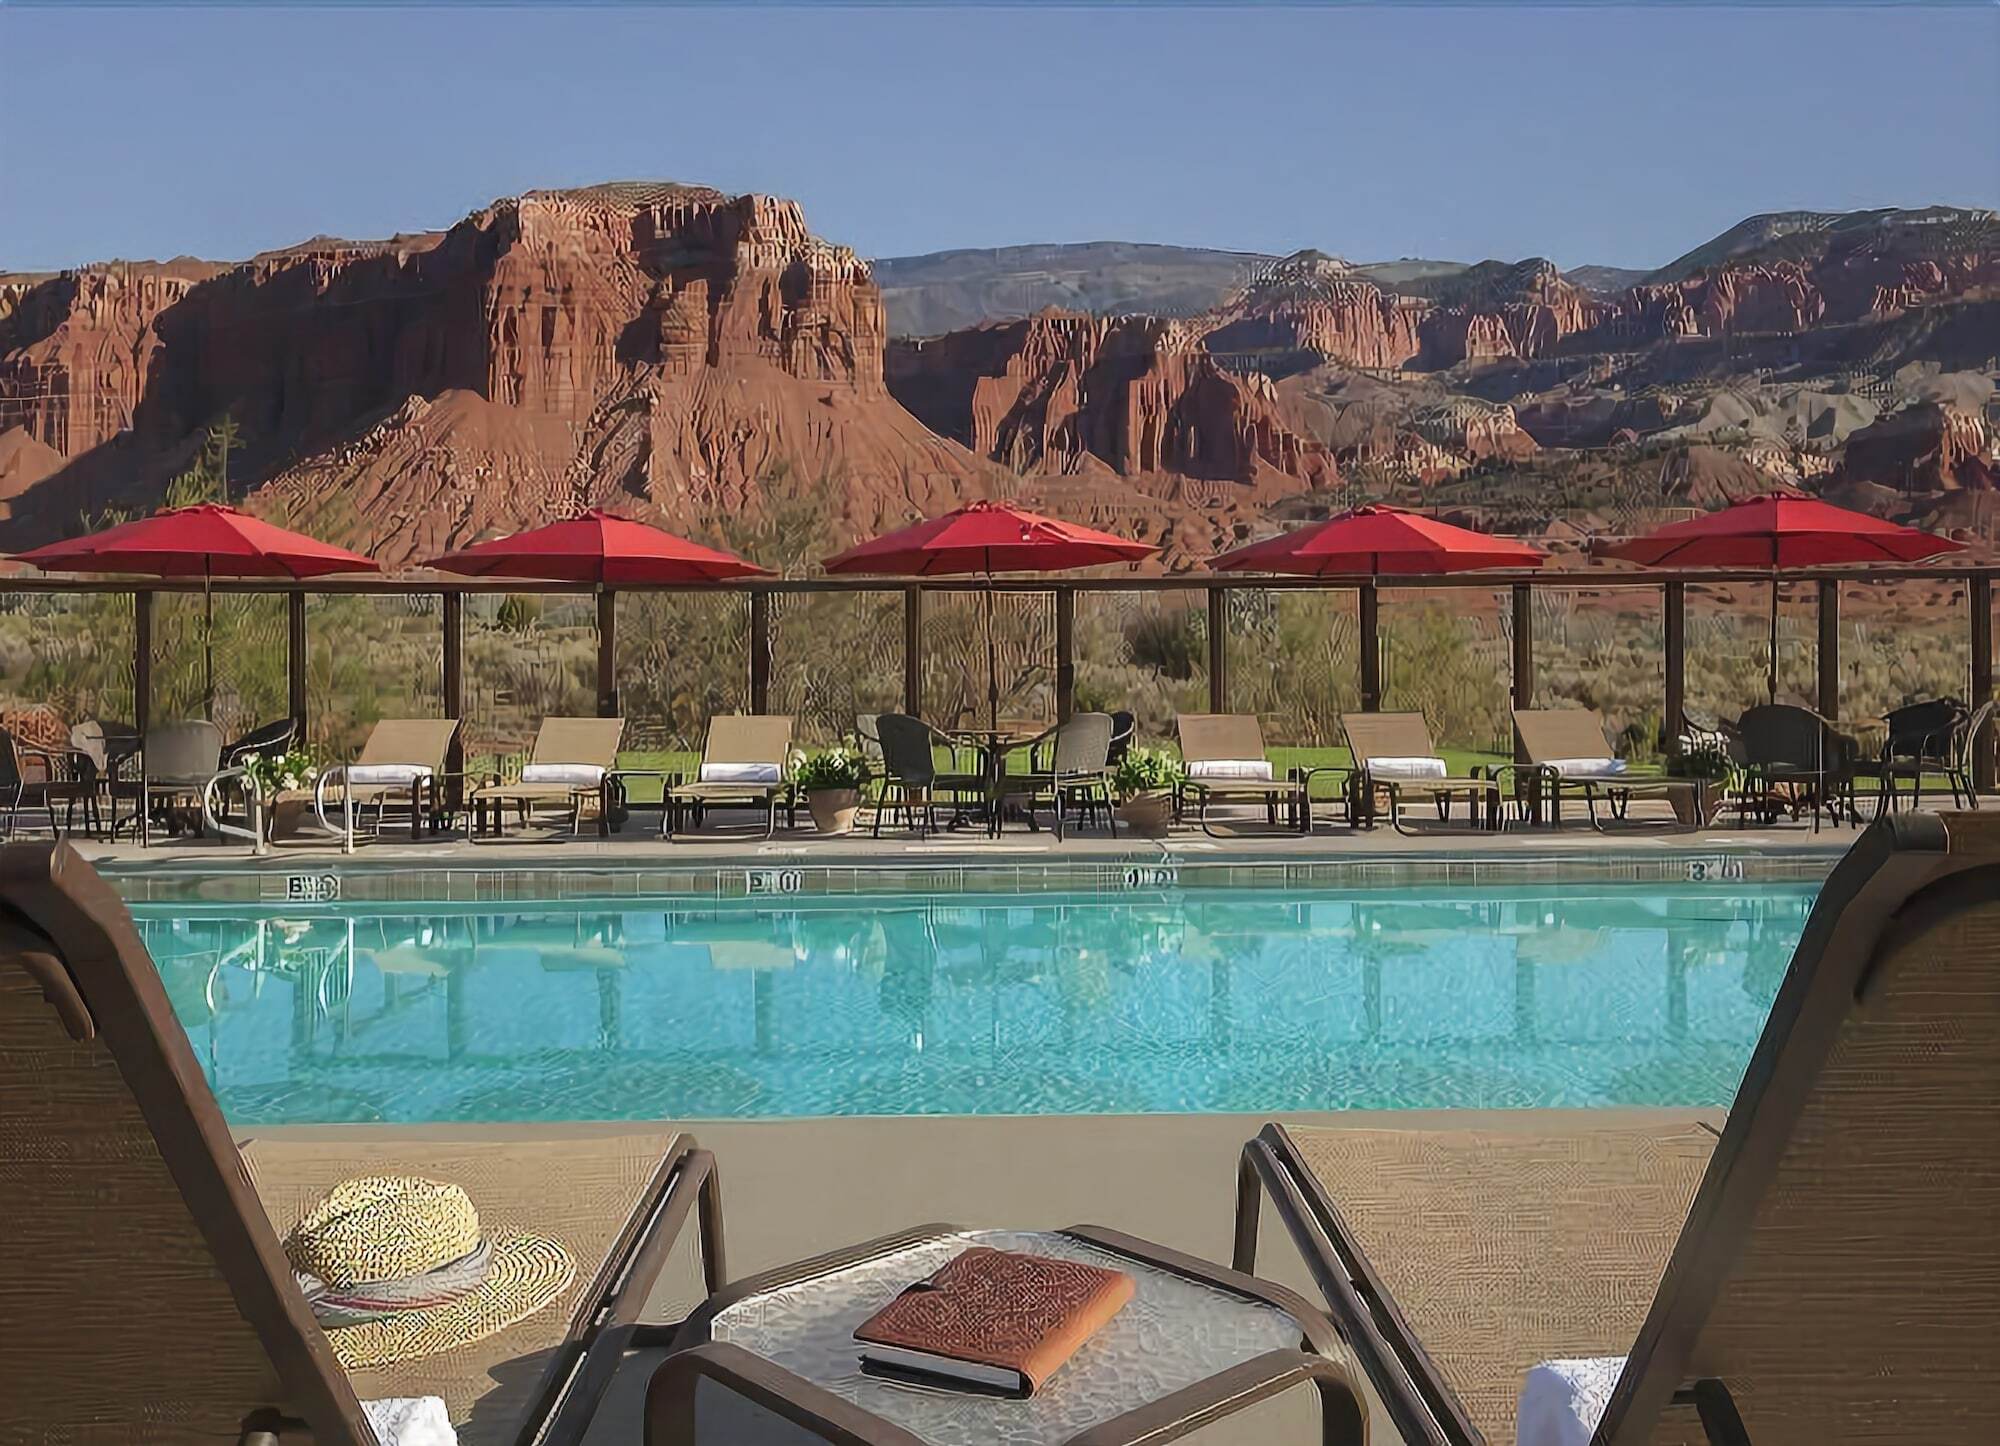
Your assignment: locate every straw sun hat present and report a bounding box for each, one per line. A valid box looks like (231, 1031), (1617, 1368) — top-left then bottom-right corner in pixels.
(284, 1175), (575, 1370)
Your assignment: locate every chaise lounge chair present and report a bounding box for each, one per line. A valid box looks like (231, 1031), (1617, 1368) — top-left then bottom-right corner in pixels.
(1342, 712), (1498, 834)
(1175, 714), (1307, 837)
(471, 717), (625, 839)
(1512, 707), (1705, 830)
(0, 840), (723, 1446)
(1234, 811), (2000, 1446)
(665, 715), (795, 840)
(315, 718), (465, 844)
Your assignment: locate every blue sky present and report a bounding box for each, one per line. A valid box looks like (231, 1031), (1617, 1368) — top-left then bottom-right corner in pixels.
(3, 5), (1995, 273)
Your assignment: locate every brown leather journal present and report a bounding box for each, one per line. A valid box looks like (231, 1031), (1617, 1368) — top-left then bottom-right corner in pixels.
(853, 1246), (1136, 1397)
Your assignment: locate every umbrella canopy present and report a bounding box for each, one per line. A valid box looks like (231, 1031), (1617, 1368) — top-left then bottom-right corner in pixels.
(1596, 492), (1965, 570)
(821, 500), (1157, 576)
(1597, 492), (1964, 704)
(1207, 504), (1546, 576)
(421, 508), (769, 583)
(13, 503), (377, 718)
(822, 500), (1155, 731)
(13, 503), (378, 579)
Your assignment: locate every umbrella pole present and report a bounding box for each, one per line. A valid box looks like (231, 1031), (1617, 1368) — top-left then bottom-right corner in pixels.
(984, 580), (998, 734)
(1768, 574), (1779, 706)
(204, 560), (215, 720)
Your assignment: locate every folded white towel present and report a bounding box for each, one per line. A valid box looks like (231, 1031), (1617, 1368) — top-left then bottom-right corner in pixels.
(1367, 755), (1448, 781)
(363, 1396), (457, 1446)
(1188, 759), (1273, 781)
(347, 763), (433, 786)
(520, 762), (606, 786)
(1547, 757), (1628, 780)
(1516, 1357), (1624, 1446)
(700, 762), (782, 784)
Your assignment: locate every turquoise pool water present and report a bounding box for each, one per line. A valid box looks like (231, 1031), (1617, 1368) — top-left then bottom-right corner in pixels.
(136, 884), (1816, 1124)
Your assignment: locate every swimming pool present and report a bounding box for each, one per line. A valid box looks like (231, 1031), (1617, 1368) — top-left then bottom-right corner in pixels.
(136, 883), (1816, 1125)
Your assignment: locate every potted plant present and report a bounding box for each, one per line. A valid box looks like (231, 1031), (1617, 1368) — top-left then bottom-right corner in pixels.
(1110, 745), (1184, 836)
(792, 742), (867, 836)
(1668, 730), (1736, 826)
(238, 746), (321, 838)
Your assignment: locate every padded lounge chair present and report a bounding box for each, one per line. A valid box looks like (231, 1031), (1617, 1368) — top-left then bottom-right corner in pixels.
(1235, 811), (2000, 1446)
(1512, 707), (1702, 830)
(665, 716), (795, 840)
(315, 718), (464, 844)
(1343, 712), (1497, 834)
(1175, 714), (1306, 837)
(0, 840), (723, 1446)
(471, 717), (625, 839)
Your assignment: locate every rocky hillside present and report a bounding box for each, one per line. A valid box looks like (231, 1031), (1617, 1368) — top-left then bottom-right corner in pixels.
(0, 184), (997, 564)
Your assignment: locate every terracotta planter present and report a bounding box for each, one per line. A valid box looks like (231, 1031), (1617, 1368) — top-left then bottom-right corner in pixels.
(1114, 789), (1175, 837)
(806, 787), (861, 836)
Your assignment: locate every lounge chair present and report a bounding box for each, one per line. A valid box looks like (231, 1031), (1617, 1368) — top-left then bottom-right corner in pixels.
(664, 715), (794, 840)
(315, 718), (464, 844)
(992, 711), (1117, 839)
(1342, 712), (1497, 834)
(1235, 811), (2000, 1446)
(1512, 707), (1704, 830)
(471, 717), (626, 839)
(1175, 714), (1306, 837)
(0, 840), (723, 1445)
(870, 713), (988, 839)
(137, 719), (226, 846)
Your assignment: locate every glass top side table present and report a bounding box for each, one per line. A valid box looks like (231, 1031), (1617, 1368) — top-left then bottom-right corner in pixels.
(651, 1224), (1362, 1446)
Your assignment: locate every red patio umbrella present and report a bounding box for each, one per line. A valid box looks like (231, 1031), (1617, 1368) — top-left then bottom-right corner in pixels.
(1207, 504), (1547, 576)
(1597, 492), (1965, 702)
(13, 503), (378, 714)
(421, 508), (769, 583)
(822, 500), (1157, 729)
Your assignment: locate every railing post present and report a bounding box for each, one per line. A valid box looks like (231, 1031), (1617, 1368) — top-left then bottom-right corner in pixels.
(1054, 586), (1075, 722)
(903, 586), (922, 717)
(749, 589), (770, 714)
(1207, 586), (1227, 713)
(595, 588), (618, 718)
(1973, 574), (1994, 794)
(133, 589), (153, 738)
(1663, 581), (1686, 753)
(441, 592), (464, 799)
(1816, 579), (1839, 721)
(1510, 583), (1534, 762)
(1358, 582), (1381, 712)
(287, 591), (308, 732)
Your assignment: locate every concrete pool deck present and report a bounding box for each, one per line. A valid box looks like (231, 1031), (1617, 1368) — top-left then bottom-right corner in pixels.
(248, 1106), (1723, 1445)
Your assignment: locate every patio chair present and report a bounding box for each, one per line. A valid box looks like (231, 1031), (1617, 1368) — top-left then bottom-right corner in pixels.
(664, 716), (795, 840)
(1955, 699), (1994, 809)
(1511, 707), (1704, 830)
(1342, 712), (1497, 835)
(1175, 714), (1306, 837)
(992, 711), (1117, 840)
(1106, 709), (1137, 767)
(870, 713), (987, 839)
(314, 718), (464, 844)
(0, 840), (723, 1446)
(1235, 810), (2000, 1446)
(0, 726), (81, 840)
(224, 716), (300, 768)
(472, 717), (627, 839)
(137, 719), (226, 847)
(63, 719), (140, 838)
(1734, 703), (1853, 831)
(1865, 697), (1971, 814)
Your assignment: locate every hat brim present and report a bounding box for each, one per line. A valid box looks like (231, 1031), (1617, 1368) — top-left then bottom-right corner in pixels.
(322, 1232), (575, 1370)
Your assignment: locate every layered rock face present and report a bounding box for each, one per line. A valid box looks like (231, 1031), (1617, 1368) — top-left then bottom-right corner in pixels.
(887, 310), (1334, 492)
(0, 184), (989, 561)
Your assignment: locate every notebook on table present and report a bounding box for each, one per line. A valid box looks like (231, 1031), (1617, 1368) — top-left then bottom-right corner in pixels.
(854, 1245), (1136, 1398)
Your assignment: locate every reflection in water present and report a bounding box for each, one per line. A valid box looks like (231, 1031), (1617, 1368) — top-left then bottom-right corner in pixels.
(136, 885), (1816, 1125)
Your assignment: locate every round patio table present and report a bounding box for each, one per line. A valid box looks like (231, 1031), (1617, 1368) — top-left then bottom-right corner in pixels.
(656, 1225), (1360, 1446)
(945, 726), (1044, 836)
